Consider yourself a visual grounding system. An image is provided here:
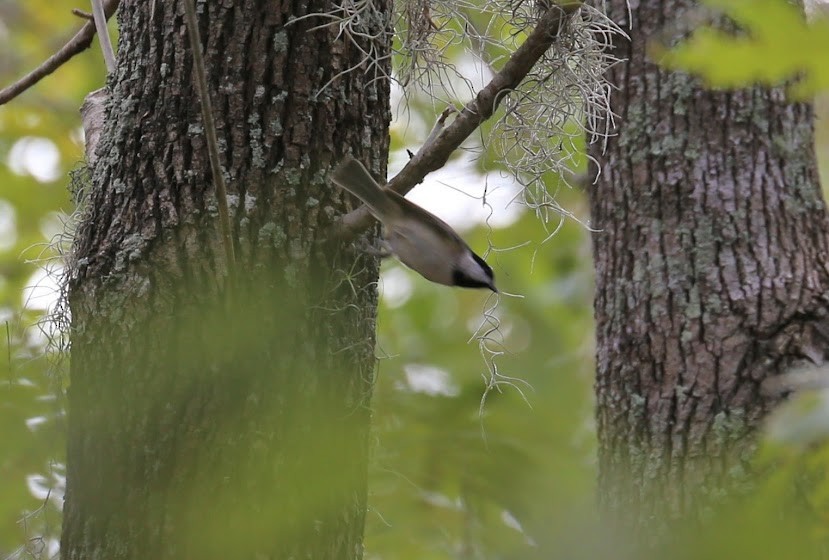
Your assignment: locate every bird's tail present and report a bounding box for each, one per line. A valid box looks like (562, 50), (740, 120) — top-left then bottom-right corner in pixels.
(330, 157), (397, 220)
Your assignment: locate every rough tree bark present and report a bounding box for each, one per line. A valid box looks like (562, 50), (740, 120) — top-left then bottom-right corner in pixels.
(589, 0), (829, 530)
(61, 1), (391, 558)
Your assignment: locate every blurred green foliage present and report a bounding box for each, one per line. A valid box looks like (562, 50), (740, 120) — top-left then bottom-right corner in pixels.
(1, 0), (109, 556)
(658, 0), (829, 97)
(367, 210), (596, 560)
(1, 0), (829, 559)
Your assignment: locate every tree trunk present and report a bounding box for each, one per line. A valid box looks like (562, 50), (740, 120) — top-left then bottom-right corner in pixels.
(589, 0), (829, 530)
(60, 1), (390, 558)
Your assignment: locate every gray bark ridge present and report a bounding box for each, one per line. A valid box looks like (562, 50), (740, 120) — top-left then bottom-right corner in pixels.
(590, 0), (829, 529)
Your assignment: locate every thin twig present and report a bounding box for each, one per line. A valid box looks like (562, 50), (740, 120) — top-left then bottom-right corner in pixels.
(91, 0), (117, 73)
(72, 9), (94, 20)
(422, 106), (458, 147)
(336, 1), (583, 237)
(182, 0), (236, 274)
(0, 0), (120, 105)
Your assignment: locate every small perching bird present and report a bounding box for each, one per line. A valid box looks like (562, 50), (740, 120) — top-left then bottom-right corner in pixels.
(330, 157), (497, 292)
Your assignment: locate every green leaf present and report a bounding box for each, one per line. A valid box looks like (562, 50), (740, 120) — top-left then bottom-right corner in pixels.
(656, 0), (829, 96)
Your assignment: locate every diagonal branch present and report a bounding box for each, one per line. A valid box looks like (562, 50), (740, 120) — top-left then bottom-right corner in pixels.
(0, 0), (120, 106)
(336, 1), (583, 237)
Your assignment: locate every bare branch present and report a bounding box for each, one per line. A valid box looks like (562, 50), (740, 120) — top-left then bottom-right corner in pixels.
(72, 9), (94, 20)
(91, 0), (117, 73)
(0, 0), (120, 106)
(337, 1), (583, 237)
(182, 0), (237, 274)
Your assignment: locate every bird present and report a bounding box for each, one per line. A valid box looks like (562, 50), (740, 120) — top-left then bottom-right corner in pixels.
(330, 157), (497, 292)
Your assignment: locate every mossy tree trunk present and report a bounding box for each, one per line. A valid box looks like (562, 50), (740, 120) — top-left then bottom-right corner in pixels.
(589, 0), (829, 531)
(60, 1), (391, 558)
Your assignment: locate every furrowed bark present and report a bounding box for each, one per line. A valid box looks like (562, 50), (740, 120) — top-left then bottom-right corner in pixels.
(61, 1), (391, 558)
(589, 0), (829, 534)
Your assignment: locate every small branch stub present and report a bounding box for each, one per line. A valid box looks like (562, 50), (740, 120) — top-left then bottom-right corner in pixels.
(80, 87), (109, 167)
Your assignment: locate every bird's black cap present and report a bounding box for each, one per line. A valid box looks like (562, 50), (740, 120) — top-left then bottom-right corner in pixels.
(452, 253), (497, 292)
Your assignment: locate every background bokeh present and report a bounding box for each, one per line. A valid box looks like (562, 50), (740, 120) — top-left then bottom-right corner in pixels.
(1, 0), (828, 558)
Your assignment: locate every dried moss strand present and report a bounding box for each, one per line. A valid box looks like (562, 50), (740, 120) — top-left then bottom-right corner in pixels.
(337, 1), (583, 237)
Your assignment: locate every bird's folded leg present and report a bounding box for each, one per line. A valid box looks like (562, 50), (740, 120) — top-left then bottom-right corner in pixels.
(356, 237), (393, 259)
